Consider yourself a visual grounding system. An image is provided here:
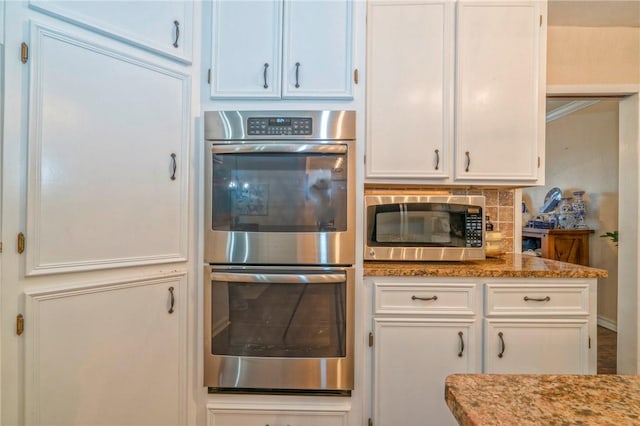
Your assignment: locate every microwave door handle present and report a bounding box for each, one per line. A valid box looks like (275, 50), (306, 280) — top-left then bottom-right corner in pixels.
(211, 144), (347, 155)
(210, 272), (345, 284)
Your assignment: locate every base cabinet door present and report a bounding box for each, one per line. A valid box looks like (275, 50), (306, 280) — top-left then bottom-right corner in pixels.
(208, 409), (349, 426)
(24, 274), (187, 426)
(484, 319), (590, 374)
(373, 318), (477, 426)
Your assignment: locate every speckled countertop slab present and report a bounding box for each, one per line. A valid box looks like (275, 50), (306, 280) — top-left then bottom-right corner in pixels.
(364, 254), (608, 279)
(445, 374), (640, 426)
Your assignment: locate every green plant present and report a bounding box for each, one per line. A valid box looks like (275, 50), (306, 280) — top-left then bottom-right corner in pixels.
(600, 230), (619, 246)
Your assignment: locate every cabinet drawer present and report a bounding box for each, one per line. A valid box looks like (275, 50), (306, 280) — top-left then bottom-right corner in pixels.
(374, 283), (476, 315)
(484, 283), (589, 316)
(208, 410), (348, 426)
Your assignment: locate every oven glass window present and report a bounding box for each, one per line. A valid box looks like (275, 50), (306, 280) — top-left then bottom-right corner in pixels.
(211, 151), (348, 232)
(210, 279), (347, 358)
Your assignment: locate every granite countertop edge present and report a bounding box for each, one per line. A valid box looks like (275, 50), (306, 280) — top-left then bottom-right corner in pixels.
(364, 254), (608, 279)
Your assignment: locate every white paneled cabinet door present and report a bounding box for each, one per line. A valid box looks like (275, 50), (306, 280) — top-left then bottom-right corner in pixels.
(24, 274), (187, 426)
(282, 0), (353, 99)
(366, 1), (452, 179)
(210, 0), (282, 98)
(25, 21), (189, 275)
(455, 1), (544, 182)
(484, 319), (590, 374)
(28, 0), (193, 63)
(373, 319), (476, 426)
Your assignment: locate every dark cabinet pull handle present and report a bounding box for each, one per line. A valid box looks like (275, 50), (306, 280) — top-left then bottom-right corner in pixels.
(524, 296), (551, 302)
(173, 20), (180, 48)
(465, 151), (471, 172)
(458, 331), (464, 357)
(411, 295), (438, 301)
(168, 286), (175, 314)
(435, 149), (440, 170)
(295, 62), (301, 88)
(170, 153), (177, 180)
(498, 332), (505, 358)
(263, 63), (269, 89)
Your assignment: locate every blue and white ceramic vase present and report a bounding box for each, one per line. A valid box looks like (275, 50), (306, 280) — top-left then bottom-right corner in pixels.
(572, 191), (587, 229)
(557, 197), (575, 229)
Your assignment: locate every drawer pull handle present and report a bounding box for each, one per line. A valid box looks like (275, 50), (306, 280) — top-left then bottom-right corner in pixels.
(411, 295), (438, 301)
(524, 296), (551, 302)
(435, 149), (440, 170)
(458, 331), (464, 357)
(465, 151), (471, 172)
(498, 332), (505, 358)
(168, 286), (175, 314)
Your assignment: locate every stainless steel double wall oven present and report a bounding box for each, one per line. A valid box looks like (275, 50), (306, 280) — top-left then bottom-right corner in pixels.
(203, 111), (355, 393)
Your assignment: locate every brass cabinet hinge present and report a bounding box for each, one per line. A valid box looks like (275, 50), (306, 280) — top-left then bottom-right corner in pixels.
(369, 332), (374, 347)
(538, 156), (541, 168)
(17, 232), (25, 254)
(21, 42), (29, 64)
(207, 68), (211, 85)
(17, 314), (24, 336)
(368, 418), (373, 426)
(540, 15), (543, 27)
(0, 241), (3, 253)
(589, 336), (591, 349)
(354, 69), (359, 84)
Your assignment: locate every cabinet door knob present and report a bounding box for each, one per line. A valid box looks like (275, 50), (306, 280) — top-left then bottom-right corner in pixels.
(458, 331), (465, 357)
(498, 332), (505, 358)
(168, 286), (175, 314)
(524, 296), (551, 302)
(411, 295), (437, 301)
(173, 20), (180, 48)
(295, 62), (301, 88)
(263, 63), (269, 89)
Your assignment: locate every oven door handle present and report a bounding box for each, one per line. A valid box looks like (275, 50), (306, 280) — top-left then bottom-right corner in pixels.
(210, 272), (345, 284)
(211, 144), (347, 155)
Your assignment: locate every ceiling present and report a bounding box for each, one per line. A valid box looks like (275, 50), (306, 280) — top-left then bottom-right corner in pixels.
(548, 1), (640, 27)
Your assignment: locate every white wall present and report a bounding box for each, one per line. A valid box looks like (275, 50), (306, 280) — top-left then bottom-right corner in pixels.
(523, 101), (619, 326)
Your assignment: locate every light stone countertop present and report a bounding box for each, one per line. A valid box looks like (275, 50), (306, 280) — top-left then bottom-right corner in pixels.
(445, 374), (640, 426)
(364, 253), (608, 279)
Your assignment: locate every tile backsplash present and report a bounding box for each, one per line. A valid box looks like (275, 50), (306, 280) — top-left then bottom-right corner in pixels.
(365, 186), (516, 253)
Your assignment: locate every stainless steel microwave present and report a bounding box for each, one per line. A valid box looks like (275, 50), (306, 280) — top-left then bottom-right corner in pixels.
(364, 195), (486, 261)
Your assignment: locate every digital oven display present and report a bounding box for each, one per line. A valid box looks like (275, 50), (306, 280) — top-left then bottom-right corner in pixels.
(269, 118), (291, 126)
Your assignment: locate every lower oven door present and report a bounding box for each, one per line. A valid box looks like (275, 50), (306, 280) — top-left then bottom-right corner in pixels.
(204, 266), (354, 392)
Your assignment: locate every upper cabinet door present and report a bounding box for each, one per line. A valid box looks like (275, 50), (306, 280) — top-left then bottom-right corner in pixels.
(29, 0), (193, 63)
(210, 0), (282, 99)
(25, 21), (190, 275)
(455, 0), (544, 182)
(366, 0), (452, 179)
(282, 0), (353, 99)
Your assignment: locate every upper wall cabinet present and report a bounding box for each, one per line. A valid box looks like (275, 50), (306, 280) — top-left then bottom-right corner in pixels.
(28, 0), (193, 63)
(210, 0), (354, 100)
(366, 0), (546, 185)
(366, 0), (453, 179)
(25, 21), (190, 275)
(454, 0), (545, 182)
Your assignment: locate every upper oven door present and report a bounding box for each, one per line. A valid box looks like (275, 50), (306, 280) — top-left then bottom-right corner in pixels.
(205, 142), (355, 265)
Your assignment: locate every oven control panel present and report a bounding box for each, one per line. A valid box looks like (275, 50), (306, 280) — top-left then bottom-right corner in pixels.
(247, 117), (313, 136)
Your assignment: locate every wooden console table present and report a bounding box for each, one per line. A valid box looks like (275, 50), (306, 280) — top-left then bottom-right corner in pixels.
(522, 227), (594, 266)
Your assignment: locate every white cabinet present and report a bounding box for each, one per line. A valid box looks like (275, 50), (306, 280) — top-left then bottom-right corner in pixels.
(366, 0), (452, 179)
(25, 20), (190, 275)
(210, 0), (353, 99)
(208, 409), (349, 426)
(373, 319), (477, 426)
(369, 279), (480, 426)
(24, 274), (188, 426)
(483, 281), (596, 374)
(484, 319), (589, 374)
(28, 0), (193, 63)
(454, 0), (545, 182)
(366, 0), (546, 185)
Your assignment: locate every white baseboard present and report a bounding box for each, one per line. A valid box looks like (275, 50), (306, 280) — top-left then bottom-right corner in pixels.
(597, 315), (618, 332)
